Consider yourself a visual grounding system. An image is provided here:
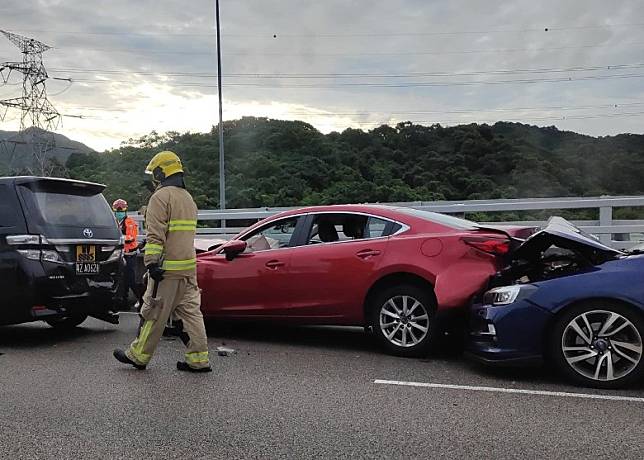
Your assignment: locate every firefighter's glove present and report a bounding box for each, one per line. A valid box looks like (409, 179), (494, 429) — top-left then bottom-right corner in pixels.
(146, 263), (165, 282)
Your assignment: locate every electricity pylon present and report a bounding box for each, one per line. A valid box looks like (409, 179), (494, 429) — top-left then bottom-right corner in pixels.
(0, 30), (61, 175)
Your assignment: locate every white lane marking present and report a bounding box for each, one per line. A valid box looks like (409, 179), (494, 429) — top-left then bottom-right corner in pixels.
(374, 379), (644, 403)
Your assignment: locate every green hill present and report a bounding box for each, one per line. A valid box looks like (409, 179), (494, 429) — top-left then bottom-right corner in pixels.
(0, 127), (95, 174)
(62, 117), (644, 215)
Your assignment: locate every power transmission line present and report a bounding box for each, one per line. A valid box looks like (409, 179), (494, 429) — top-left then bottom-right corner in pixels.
(64, 72), (644, 89)
(55, 101), (644, 116)
(52, 41), (644, 57)
(58, 109), (644, 129)
(47, 62), (644, 79)
(10, 22), (644, 38)
(348, 110), (644, 128)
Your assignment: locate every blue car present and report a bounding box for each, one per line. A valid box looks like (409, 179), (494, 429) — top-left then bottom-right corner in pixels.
(469, 217), (644, 389)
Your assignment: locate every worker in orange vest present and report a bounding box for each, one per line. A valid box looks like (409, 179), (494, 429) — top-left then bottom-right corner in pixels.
(113, 199), (139, 309)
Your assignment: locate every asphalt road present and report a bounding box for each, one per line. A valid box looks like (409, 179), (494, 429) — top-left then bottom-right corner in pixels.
(1, 314), (643, 459)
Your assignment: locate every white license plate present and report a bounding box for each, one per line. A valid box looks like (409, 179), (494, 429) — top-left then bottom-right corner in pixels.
(76, 262), (100, 275)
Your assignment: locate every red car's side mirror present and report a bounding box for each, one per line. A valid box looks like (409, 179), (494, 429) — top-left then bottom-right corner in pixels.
(222, 240), (247, 261)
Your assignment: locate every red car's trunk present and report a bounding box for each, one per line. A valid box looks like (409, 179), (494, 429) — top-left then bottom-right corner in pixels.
(477, 224), (541, 240)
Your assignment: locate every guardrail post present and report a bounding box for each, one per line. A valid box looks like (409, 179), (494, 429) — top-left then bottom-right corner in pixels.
(599, 206), (613, 245)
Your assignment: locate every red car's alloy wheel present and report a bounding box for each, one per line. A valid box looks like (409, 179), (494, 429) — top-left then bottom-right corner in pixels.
(379, 295), (430, 348)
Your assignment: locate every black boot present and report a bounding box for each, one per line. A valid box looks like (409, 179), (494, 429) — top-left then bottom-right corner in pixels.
(113, 349), (146, 370)
(177, 361), (212, 373)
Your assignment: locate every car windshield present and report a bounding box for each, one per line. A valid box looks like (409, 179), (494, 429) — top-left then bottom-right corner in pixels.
(22, 187), (115, 227)
(395, 208), (478, 230)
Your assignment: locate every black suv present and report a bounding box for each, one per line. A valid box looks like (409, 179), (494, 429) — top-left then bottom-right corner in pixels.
(0, 176), (122, 328)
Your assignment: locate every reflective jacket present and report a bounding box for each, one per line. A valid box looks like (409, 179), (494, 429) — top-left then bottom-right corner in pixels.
(143, 185), (198, 278)
(121, 216), (139, 253)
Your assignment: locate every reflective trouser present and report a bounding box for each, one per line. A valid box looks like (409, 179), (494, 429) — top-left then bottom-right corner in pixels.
(126, 276), (210, 369)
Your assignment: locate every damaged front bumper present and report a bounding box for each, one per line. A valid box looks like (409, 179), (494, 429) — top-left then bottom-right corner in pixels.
(467, 286), (552, 366)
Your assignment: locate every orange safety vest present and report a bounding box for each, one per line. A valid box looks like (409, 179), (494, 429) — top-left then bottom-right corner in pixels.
(121, 216), (139, 253)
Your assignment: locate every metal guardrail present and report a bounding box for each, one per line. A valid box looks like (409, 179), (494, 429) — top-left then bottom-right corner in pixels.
(133, 196), (644, 250)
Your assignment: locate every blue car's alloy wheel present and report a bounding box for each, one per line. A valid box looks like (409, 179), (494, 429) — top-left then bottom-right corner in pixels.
(552, 302), (644, 388)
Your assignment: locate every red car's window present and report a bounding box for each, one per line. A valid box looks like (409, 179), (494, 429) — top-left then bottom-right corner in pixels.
(307, 213), (394, 244)
(396, 208), (478, 230)
(365, 217), (391, 238)
(243, 217), (299, 252)
(308, 214), (366, 244)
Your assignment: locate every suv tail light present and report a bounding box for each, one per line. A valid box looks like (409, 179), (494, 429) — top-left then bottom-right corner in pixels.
(7, 234), (44, 245)
(16, 249), (42, 261)
(463, 236), (511, 256)
(8, 234), (64, 263)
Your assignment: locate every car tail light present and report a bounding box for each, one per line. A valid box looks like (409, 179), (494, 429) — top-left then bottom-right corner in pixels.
(9, 234), (63, 263)
(7, 234), (44, 245)
(41, 249), (64, 263)
(16, 249), (42, 260)
(463, 236), (510, 256)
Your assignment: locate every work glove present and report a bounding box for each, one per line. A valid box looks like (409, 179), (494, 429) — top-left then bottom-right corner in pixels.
(137, 239), (147, 252)
(146, 263), (165, 283)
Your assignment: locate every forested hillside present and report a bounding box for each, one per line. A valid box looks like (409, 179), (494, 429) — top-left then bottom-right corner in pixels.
(63, 117), (644, 213)
(0, 127), (94, 173)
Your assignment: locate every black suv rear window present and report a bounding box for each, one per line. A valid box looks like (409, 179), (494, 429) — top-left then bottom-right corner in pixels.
(20, 186), (115, 227)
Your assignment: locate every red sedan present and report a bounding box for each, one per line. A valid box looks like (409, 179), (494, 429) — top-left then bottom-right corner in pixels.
(197, 205), (533, 356)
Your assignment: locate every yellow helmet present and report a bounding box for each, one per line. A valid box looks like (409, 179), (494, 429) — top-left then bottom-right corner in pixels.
(145, 150), (184, 184)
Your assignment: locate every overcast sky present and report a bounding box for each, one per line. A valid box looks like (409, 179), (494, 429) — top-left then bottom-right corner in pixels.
(1, 0), (643, 150)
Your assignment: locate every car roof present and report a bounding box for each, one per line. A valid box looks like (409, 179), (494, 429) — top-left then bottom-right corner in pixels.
(0, 176), (106, 189)
(269, 204), (400, 219)
(264, 204), (484, 230)
(262, 204), (400, 220)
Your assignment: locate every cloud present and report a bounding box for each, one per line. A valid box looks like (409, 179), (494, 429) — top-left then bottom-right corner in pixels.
(0, 0), (643, 150)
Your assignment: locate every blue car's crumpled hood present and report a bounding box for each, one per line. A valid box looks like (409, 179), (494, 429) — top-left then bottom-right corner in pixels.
(512, 216), (623, 262)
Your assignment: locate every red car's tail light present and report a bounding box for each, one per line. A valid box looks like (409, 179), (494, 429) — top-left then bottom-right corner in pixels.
(463, 236), (510, 256)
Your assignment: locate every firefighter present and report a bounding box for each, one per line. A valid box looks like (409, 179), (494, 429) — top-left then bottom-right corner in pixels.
(113, 150), (211, 373)
(112, 199), (139, 309)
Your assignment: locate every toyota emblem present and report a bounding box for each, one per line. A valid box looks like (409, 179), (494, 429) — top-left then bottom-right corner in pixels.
(83, 228), (94, 238)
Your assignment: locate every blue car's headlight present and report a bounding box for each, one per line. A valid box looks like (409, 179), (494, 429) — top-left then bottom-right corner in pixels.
(484, 285), (537, 306)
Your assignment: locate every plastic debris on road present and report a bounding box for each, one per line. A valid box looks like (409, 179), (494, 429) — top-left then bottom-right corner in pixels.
(216, 346), (237, 357)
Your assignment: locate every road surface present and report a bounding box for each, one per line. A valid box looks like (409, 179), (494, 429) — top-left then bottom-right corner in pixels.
(1, 315), (643, 459)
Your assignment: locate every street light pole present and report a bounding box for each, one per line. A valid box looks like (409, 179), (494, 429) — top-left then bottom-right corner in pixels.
(215, 0), (225, 211)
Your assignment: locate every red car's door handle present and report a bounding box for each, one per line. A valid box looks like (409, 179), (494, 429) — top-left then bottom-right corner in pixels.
(356, 249), (382, 259)
(265, 260), (285, 269)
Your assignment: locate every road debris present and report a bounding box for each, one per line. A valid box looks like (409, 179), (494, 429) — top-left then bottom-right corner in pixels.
(216, 346), (237, 357)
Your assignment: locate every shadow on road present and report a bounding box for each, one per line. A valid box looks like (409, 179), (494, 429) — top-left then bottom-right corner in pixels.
(206, 322), (644, 390)
(0, 323), (115, 349)
(464, 360), (563, 385)
(207, 321), (467, 359)
(207, 321), (377, 354)
(469, 360), (644, 390)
